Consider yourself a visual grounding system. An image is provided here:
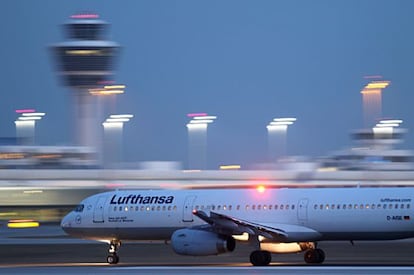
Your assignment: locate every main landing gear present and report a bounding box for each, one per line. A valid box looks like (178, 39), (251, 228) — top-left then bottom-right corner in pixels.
(304, 248), (325, 264)
(107, 240), (121, 264)
(249, 248), (326, 266)
(250, 250), (272, 266)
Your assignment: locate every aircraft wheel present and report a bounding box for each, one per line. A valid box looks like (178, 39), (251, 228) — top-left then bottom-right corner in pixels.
(304, 248), (325, 264)
(315, 248), (325, 263)
(107, 253), (119, 264)
(249, 250), (271, 266)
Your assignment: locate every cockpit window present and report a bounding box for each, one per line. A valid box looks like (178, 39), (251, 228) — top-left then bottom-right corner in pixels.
(74, 204), (84, 212)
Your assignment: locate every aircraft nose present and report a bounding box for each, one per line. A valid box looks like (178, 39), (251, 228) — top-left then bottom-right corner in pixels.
(60, 212), (73, 232)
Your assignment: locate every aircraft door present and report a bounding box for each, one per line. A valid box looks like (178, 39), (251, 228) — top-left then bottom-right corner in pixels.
(182, 195), (197, 222)
(93, 196), (106, 223)
(298, 198), (309, 224)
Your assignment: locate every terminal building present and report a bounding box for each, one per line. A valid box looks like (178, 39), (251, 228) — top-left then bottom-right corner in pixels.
(0, 145), (97, 169)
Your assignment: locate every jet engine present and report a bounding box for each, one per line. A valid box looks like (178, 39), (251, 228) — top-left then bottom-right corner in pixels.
(171, 228), (236, 256)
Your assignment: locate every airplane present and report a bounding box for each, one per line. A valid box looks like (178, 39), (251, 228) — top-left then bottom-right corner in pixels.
(61, 186), (414, 266)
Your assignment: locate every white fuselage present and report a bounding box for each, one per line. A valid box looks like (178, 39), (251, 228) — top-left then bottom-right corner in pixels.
(61, 187), (414, 242)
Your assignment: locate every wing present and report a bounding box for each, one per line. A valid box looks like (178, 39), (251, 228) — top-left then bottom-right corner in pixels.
(192, 210), (289, 241)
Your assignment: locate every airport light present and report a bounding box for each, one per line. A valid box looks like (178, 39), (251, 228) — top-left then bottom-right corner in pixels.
(102, 114), (133, 127)
(102, 114), (133, 167)
(361, 77), (390, 128)
(14, 110), (45, 145)
(373, 119), (403, 135)
(89, 84), (126, 96)
(186, 114), (217, 129)
(267, 117), (296, 162)
(219, 165), (241, 170)
(186, 113), (217, 170)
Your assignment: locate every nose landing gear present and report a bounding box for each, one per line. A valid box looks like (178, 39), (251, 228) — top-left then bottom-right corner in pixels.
(107, 240), (121, 264)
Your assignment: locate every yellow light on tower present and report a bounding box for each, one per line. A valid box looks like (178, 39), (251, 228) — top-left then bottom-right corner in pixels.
(360, 77), (390, 127)
(89, 84), (126, 95)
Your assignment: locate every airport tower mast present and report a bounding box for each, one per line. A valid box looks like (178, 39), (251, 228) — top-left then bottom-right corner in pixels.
(51, 14), (120, 149)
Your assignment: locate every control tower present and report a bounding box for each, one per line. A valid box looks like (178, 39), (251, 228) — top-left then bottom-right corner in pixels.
(51, 13), (120, 149)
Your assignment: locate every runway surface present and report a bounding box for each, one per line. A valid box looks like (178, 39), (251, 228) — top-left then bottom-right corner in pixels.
(1, 225), (414, 274)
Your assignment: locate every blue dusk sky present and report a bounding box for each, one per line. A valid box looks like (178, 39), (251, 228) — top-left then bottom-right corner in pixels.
(0, 0), (413, 168)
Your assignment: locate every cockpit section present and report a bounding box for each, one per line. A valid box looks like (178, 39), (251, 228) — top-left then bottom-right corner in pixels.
(74, 204), (84, 212)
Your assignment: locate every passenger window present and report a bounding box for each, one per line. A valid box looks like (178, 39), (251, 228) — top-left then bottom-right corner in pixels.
(280, 205), (284, 210)
(286, 205), (289, 210)
(269, 205), (272, 210)
(258, 205), (262, 210)
(292, 205), (295, 210)
(236, 205), (240, 210)
(74, 204), (84, 212)
(228, 205), (232, 211)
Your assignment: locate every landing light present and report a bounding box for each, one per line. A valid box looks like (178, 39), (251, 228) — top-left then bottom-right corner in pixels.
(232, 232), (249, 241)
(257, 185), (266, 193)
